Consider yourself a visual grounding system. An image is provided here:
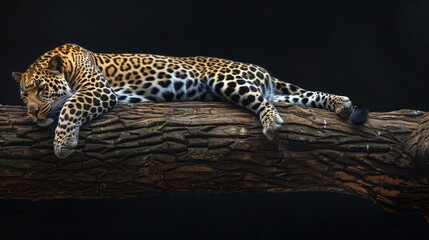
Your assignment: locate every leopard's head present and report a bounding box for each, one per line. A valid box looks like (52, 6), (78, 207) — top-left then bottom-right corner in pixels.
(12, 54), (72, 127)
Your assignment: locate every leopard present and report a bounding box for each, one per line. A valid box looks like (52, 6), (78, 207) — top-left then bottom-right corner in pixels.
(12, 44), (368, 159)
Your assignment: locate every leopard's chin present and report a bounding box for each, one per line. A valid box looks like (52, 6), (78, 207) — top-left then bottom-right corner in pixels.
(37, 118), (54, 127)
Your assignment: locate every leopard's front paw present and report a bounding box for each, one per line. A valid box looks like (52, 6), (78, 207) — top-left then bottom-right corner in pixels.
(262, 114), (284, 141)
(54, 125), (79, 159)
(54, 136), (78, 159)
(335, 96), (353, 119)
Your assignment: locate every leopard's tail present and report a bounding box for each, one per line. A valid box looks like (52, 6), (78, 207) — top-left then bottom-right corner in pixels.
(350, 104), (369, 125)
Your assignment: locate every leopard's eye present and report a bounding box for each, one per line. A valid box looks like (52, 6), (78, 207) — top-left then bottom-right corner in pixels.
(38, 82), (47, 92)
(35, 82), (48, 98)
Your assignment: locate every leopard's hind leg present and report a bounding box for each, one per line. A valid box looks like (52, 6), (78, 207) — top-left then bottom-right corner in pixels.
(207, 75), (284, 140)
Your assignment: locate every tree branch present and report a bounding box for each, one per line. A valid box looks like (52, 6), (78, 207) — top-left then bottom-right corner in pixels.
(0, 102), (428, 219)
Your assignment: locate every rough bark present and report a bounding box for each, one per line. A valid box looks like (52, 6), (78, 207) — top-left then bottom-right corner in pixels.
(0, 102), (428, 219)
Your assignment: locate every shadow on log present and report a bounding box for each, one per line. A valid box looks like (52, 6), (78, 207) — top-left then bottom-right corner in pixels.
(0, 102), (428, 220)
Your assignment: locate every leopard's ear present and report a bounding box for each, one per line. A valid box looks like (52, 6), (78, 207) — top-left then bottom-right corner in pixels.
(47, 54), (64, 73)
(12, 72), (23, 82)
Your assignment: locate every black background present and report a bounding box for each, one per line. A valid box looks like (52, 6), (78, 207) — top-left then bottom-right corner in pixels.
(1, 0), (429, 239)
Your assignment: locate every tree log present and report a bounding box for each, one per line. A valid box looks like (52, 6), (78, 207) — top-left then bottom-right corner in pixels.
(0, 102), (428, 219)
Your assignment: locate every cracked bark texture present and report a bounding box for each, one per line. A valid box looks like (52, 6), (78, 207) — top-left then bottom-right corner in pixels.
(0, 102), (428, 219)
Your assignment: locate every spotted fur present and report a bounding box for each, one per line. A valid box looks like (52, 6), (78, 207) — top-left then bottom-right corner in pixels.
(12, 44), (366, 158)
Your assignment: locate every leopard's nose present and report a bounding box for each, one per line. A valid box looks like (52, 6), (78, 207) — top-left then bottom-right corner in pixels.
(27, 103), (39, 118)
